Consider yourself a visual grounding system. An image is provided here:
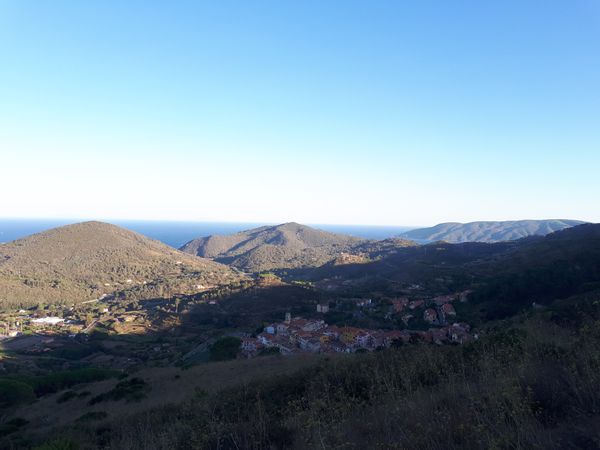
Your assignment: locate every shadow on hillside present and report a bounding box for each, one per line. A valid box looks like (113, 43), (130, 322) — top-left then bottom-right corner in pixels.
(0, 281), (337, 447)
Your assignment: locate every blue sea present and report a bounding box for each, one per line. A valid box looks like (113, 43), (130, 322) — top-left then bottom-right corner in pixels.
(0, 219), (415, 248)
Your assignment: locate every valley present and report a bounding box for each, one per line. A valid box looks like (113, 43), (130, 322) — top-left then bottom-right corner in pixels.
(0, 220), (599, 449)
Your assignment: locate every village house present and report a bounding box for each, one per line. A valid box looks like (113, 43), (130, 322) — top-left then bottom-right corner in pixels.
(429, 328), (448, 345)
(264, 334), (294, 354)
(391, 298), (409, 313)
(356, 298), (373, 307)
(322, 325), (341, 339)
(298, 336), (321, 353)
(458, 290), (473, 302)
(355, 330), (375, 349)
(408, 300), (425, 310)
(433, 294), (456, 306)
(276, 322), (290, 335)
(401, 313), (414, 325)
(252, 311), (473, 358)
(294, 318), (326, 332)
(383, 330), (411, 346)
(31, 317), (65, 326)
(423, 308), (439, 324)
(441, 303), (456, 316)
(448, 323), (471, 343)
(241, 337), (261, 352)
(316, 303), (329, 313)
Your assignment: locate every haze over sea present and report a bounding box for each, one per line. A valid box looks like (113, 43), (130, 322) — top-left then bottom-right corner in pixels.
(0, 219), (415, 248)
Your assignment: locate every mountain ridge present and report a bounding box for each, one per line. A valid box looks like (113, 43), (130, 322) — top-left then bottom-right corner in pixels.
(180, 222), (371, 272)
(399, 219), (586, 243)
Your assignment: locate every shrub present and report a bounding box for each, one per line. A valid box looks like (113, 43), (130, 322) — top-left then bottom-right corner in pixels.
(33, 438), (78, 450)
(76, 411), (108, 422)
(258, 347), (281, 357)
(0, 379), (35, 408)
(88, 378), (149, 405)
(56, 391), (78, 403)
(0, 417), (29, 437)
(24, 368), (121, 396)
(209, 337), (241, 361)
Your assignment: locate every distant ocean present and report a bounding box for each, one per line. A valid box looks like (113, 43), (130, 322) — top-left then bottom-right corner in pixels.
(0, 219), (415, 248)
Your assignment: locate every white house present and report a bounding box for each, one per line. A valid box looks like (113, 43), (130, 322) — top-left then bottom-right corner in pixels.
(31, 317), (64, 326)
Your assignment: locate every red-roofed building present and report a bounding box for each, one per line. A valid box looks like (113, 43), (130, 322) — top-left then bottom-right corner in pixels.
(423, 308), (439, 324)
(409, 300), (425, 310)
(441, 303), (456, 316)
(429, 328), (448, 345)
(433, 295), (455, 306)
(383, 330), (410, 347)
(391, 298), (409, 313)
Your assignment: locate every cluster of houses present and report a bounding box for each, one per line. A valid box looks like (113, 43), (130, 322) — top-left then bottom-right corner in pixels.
(389, 291), (471, 326)
(241, 312), (473, 357)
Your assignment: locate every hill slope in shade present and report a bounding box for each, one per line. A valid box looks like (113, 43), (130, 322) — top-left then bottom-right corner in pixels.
(0, 221), (242, 307)
(466, 223), (600, 319)
(180, 222), (369, 272)
(399, 219), (586, 243)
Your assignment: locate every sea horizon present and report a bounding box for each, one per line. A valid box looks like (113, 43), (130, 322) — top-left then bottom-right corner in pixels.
(0, 218), (417, 248)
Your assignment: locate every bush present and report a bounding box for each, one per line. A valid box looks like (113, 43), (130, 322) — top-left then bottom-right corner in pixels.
(0, 379), (35, 408)
(0, 417), (29, 437)
(76, 411), (108, 422)
(258, 347), (281, 357)
(24, 368), (121, 396)
(209, 337), (241, 361)
(88, 378), (149, 405)
(33, 438), (78, 450)
(56, 391), (78, 403)
(50, 344), (98, 360)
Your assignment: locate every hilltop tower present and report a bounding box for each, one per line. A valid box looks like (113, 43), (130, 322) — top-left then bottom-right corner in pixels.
(285, 312), (291, 324)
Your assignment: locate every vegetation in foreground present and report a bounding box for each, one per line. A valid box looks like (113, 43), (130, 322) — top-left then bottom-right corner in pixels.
(6, 290), (598, 450)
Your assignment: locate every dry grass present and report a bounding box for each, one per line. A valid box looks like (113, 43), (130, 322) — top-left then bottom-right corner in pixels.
(10, 354), (324, 438)
(0, 221), (244, 307)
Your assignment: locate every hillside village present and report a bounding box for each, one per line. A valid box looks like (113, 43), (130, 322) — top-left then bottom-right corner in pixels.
(0, 288), (475, 362)
(242, 290), (474, 356)
(244, 315), (472, 357)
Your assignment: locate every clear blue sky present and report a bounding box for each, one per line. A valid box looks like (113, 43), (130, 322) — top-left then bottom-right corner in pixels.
(1, 1), (599, 225)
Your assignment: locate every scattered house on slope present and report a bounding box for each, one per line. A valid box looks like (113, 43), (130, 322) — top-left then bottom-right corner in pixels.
(384, 330), (411, 346)
(322, 325), (341, 339)
(449, 323), (470, 344)
(391, 298), (409, 313)
(241, 337), (263, 357)
(298, 336), (321, 353)
(356, 298), (373, 307)
(355, 330), (375, 349)
(433, 294), (455, 306)
(316, 303), (330, 313)
(429, 328), (448, 345)
(298, 318), (326, 332)
(257, 332), (273, 346)
(408, 300), (425, 310)
(31, 317), (65, 326)
(276, 322), (290, 335)
(458, 290), (473, 302)
(441, 303), (456, 316)
(423, 308), (439, 324)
